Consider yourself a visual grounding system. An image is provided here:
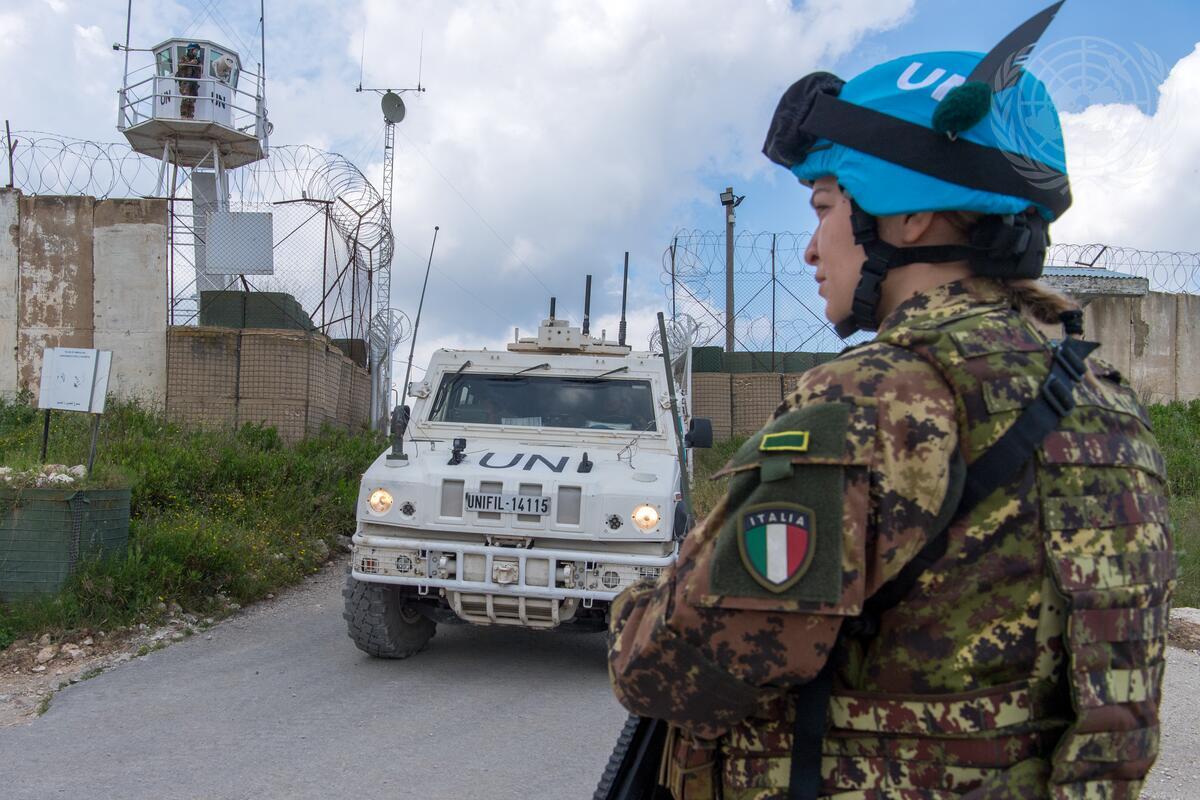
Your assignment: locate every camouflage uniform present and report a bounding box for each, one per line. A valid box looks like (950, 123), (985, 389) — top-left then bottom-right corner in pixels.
(608, 277), (1173, 799)
(177, 54), (202, 119)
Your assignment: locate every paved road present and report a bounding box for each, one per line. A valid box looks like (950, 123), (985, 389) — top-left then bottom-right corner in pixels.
(1, 560), (1196, 800)
(0, 563), (627, 800)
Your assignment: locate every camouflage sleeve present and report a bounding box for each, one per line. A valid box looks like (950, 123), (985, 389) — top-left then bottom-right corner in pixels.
(608, 343), (961, 739)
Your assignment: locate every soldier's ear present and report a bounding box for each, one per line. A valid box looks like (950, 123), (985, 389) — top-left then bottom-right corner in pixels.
(878, 211), (937, 247)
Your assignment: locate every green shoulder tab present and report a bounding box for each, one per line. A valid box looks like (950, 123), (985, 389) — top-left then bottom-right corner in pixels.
(709, 402), (854, 606)
(760, 431), (810, 452)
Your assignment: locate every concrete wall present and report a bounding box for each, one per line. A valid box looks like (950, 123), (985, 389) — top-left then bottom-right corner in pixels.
(93, 198), (168, 401)
(1085, 291), (1199, 405)
(0, 189), (168, 402)
(0, 190), (18, 396)
(16, 194), (95, 397)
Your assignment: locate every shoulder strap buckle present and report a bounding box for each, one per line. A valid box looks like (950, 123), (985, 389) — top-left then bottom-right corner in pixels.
(1041, 373), (1075, 417)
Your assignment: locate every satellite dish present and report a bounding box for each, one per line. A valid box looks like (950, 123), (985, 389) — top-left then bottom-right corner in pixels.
(381, 91), (406, 124)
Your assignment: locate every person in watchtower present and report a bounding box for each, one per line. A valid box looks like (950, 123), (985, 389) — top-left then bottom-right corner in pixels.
(606, 3), (1173, 799)
(176, 43), (203, 119)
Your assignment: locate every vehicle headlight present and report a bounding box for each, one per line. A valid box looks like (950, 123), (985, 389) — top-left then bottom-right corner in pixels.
(368, 489), (393, 514)
(631, 504), (660, 531)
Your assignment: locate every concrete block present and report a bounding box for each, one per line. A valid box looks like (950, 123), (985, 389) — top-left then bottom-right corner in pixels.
(17, 195), (94, 396)
(1175, 294), (1200, 402)
(1128, 292), (1176, 405)
(1084, 296), (1133, 383)
(0, 190), (19, 398)
(93, 198), (168, 403)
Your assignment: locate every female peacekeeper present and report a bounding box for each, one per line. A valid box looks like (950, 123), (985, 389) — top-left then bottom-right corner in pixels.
(607, 4), (1173, 799)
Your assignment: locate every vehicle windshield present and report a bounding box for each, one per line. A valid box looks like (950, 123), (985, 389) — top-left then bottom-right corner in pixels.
(428, 373), (657, 431)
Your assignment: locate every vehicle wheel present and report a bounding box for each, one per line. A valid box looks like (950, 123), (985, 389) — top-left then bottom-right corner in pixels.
(342, 573), (436, 658)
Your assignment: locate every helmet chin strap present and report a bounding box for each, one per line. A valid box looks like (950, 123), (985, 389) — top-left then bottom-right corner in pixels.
(833, 199), (1049, 337)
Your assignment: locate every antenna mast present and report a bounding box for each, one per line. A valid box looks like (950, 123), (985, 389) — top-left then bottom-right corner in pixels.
(355, 32), (427, 429)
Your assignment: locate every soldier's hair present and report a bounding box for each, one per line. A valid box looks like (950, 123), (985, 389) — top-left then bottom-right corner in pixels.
(943, 211), (1081, 327)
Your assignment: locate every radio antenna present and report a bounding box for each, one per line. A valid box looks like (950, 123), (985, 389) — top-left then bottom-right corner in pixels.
(618, 252), (629, 347)
(401, 225), (440, 404)
(582, 274), (592, 336)
(417, 30), (424, 92)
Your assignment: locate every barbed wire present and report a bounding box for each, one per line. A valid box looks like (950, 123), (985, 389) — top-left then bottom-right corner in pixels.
(664, 230), (1200, 363)
(8, 132), (394, 348)
(9, 133), (393, 278)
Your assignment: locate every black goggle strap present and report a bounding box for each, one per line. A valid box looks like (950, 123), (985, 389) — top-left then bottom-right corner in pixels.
(799, 92), (1071, 218)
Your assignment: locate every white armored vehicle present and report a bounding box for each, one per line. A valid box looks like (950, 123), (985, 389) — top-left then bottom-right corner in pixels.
(343, 286), (711, 657)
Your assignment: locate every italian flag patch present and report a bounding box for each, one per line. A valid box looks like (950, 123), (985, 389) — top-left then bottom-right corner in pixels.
(738, 504), (815, 592)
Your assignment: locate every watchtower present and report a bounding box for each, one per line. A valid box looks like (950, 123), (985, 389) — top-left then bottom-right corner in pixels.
(116, 30), (272, 296)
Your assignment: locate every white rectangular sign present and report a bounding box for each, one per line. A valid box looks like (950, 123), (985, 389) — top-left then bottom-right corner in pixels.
(37, 348), (112, 414)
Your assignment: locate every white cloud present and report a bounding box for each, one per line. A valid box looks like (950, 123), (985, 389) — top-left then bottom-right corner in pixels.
(1053, 43), (1200, 252)
(2, 0), (915, 387)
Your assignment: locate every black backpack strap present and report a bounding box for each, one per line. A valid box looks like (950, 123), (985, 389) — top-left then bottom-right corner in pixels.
(787, 661), (834, 800)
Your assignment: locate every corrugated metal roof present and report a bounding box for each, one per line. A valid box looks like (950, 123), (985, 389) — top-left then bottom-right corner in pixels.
(1042, 266), (1143, 281)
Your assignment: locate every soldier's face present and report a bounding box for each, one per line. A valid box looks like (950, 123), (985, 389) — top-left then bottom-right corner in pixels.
(804, 178), (862, 325)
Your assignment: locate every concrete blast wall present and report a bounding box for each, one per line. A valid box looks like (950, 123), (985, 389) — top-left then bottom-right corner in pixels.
(1085, 292), (1200, 405)
(0, 188), (167, 402)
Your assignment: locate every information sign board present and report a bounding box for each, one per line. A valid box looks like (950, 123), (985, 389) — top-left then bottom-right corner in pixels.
(37, 348), (113, 414)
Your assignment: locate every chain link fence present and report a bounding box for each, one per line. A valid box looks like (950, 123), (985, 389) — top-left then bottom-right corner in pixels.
(663, 230), (1200, 372)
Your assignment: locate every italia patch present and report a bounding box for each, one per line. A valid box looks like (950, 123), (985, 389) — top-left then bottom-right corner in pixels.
(737, 503), (815, 593)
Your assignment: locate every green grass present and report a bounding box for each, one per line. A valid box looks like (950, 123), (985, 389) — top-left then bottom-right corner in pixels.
(0, 394), (384, 650)
(691, 401), (1200, 607)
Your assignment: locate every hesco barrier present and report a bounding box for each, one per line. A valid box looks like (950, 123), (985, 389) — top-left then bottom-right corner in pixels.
(0, 488), (131, 600)
(166, 326), (370, 443)
(691, 348), (839, 438)
(198, 290), (316, 332)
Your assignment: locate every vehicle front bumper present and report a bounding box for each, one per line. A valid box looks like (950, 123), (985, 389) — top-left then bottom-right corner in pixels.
(350, 532), (676, 603)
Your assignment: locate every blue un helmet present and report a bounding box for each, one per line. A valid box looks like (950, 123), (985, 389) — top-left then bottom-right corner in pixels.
(763, 2), (1071, 336)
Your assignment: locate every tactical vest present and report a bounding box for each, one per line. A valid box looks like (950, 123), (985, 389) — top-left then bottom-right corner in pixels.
(706, 296), (1172, 800)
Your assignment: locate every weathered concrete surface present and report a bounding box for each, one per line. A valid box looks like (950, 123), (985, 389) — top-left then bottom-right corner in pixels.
(93, 198), (168, 402)
(16, 194), (94, 398)
(1085, 296), (1133, 382)
(0, 189), (18, 398)
(1129, 292), (1177, 405)
(1174, 293), (1200, 402)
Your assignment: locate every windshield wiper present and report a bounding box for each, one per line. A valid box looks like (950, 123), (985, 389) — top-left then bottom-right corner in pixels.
(430, 360), (473, 416)
(513, 362), (551, 376)
(566, 365), (629, 384)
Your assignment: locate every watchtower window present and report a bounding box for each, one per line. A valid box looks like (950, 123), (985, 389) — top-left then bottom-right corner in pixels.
(156, 50), (172, 76)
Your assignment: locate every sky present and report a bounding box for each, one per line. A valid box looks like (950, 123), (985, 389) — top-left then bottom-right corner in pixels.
(2, 0), (1199, 382)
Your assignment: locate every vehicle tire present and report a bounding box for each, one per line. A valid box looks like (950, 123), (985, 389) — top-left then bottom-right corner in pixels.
(342, 573), (436, 658)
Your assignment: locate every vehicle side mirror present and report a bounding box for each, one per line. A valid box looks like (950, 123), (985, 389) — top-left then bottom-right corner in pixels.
(685, 417), (713, 449)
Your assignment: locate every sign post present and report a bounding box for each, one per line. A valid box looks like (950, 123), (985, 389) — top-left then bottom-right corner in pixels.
(36, 348), (113, 473)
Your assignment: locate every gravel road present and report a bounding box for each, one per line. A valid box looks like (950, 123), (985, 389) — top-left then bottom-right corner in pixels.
(0, 559), (1194, 799)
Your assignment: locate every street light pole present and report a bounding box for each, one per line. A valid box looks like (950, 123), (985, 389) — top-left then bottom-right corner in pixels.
(720, 187), (741, 354)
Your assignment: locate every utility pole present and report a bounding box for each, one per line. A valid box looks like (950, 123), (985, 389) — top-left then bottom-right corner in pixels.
(719, 187), (743, 353)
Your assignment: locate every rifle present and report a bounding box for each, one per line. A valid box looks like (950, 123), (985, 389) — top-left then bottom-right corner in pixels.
(595, 314), (689, 800)
(593, 714), (670, 800)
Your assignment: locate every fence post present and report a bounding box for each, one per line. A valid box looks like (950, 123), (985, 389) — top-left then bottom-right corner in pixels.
(771, 232), (776, 373)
